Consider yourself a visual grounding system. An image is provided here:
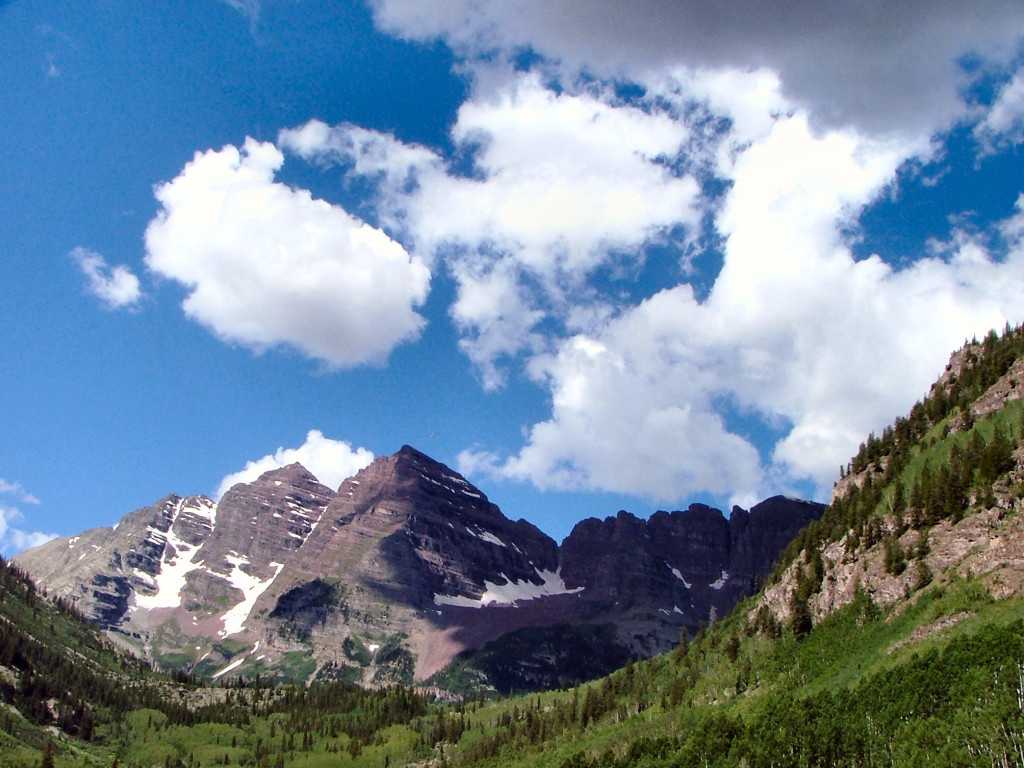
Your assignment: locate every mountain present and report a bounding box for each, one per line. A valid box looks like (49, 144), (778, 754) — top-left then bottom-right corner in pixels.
(391, 324), (1024, 768)
(4, 325), (1024, 768)
(560, 497), (822, 636)
(0, 550), (438, 766)
(14, 445), (820, 694)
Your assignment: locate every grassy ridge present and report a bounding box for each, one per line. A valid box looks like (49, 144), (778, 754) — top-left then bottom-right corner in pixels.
(436, 586), (1024, 768)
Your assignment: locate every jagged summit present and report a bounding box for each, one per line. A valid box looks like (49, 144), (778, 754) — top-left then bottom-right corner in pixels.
(558, 498), (823, 640)
(15, 445), (819, 693)
(257, 461), (328, 486)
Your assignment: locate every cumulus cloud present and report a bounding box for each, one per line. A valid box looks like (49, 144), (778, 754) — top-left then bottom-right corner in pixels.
(462, 101), (1024, 501)
(175, 3), (1024, 510)
(424, 78), (699, 263)
(0, 481), (55, 557)
(277, 51), (1024, 504)
(144, 138), (431, 368)
(215, 430), (374, 499)
(466, 305), (765, 499)
(282, 76), (702, 386)
(0, 479), (40, 505)
(446, 258), (547, 390)
(70, 247), (142, 310)
(279, 120), (438, 187)
(372, 0), (1024, 138)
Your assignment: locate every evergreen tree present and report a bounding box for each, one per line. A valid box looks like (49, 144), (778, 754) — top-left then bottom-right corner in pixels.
(789, 589), (812, 641)
(883, 533), (907, 575)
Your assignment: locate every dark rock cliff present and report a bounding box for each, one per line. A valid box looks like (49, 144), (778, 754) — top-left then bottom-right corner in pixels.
(560, 496), (824, 647)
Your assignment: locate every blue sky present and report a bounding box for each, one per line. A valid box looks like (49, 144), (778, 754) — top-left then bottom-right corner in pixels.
(3, 0), (1024, 554)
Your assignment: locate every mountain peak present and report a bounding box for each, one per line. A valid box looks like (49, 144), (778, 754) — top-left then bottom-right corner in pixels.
(14, 442), (822, 693)
(255, 461), (321, 486)
(393, 443), (459, 477)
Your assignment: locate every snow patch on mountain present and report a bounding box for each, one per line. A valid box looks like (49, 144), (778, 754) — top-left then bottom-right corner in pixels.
(135, 499), (209, 611)
(218, 554), (284, 637)
(434, 568), (583, 608)
(669, 564), (692, 588)
(212, 641), (261, 680)
(709, 571), (729, 590)
(468, 527), (506, 548)
(184, 496), (217, 528)
(414, 466), (484, 499)
(144, 526), (168, 546)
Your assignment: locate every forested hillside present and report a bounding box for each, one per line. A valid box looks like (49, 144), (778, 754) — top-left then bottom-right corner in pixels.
(0, 556), (163, 764)
(2, 324), (1024, 768)
(0, 553), (443, 767)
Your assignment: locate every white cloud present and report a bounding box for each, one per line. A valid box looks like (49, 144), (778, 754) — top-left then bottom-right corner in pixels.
(463, 300), (765, 500)
(70, 247), (142, 310)
(215, 430), (374, 499)
(283, 79), (702, 267)
(428, 77), (699, 266)
(283, 76), (702, 385)
(262, 10), (1024, 508)
(372, 0), (1024, 138)
(144, 138), (431, 368)
(278, 120), (441, 241)
(976, 68), (1024, 148)
(0, 479), (40, 505)
(460, 101), (1024, 503)
(280, 120), (438, 184)
(221, 0), (260, 27)
(0, 483), (56, 557)
(447, 258), (546, 390)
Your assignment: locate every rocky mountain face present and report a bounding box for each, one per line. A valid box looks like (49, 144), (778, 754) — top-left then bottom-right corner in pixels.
(558, 497), (824, 645)
(751, 327), (1024, 640)
(15, 445), (822, 694)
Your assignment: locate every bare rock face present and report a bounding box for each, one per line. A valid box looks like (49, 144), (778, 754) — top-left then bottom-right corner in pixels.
(287, 446), (559, 610)
(211, 463), (334, 566)
(729, 496), (827, 589)
(559, 497), (824, 654)
(16, 495), (215, 631)
(15, 446), (823, 694)
(760, 502), (1024, 631)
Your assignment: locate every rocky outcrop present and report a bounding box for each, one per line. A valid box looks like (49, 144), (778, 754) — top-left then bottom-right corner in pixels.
(756, 333), (1024, 634)
(209, 462), (334, 567)
(559, 497), (823, 653)
(15, 495), (213, 630)
(16, 446), (823, 693)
